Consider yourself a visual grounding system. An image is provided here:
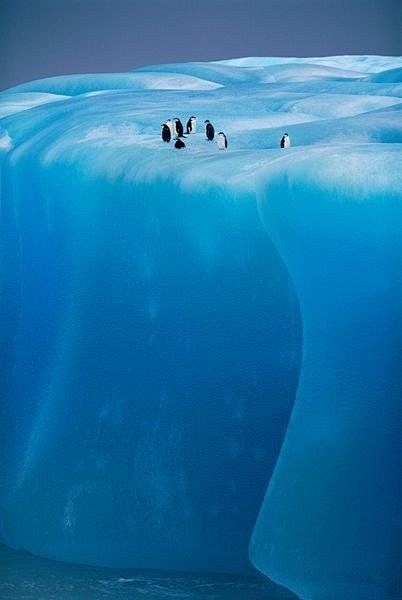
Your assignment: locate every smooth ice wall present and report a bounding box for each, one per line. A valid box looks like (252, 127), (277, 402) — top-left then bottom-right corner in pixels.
(0, 94), (301, 570)
(0, 56), (401, 590)
(250, 145), (402, 600)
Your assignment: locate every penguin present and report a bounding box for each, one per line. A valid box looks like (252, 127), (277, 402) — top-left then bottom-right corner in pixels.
(280, 133), (291, 148)
(217, 132), (227, 150)
(174, 118), (184, 138)
(161, 123), (171, 143)
(186, 116), (197, 134)
(165, 119), (175, 138)
(204, 119), (215, 141)
(174, 138), (186, 149)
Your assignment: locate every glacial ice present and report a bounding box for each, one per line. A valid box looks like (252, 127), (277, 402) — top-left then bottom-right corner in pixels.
(0, 56), (401, 598)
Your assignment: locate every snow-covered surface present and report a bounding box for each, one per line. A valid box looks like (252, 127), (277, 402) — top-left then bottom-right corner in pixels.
(0, 56), (401, 600)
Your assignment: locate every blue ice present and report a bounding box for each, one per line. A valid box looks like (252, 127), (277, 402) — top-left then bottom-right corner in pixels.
(0, 55), (401, 599)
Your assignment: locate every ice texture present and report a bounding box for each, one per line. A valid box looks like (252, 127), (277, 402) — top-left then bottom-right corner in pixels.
(251, 145), (402, 600)
(0, 56), (401, 596)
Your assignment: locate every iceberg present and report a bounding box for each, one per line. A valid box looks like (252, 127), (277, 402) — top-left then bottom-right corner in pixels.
(0, 56), (401, 597)
(251, 144), (402, 600)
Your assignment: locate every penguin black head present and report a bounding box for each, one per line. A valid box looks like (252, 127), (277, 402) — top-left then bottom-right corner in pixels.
(204, 119), (210, 123)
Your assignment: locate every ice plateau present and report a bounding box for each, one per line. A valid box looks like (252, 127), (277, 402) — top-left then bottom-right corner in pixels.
(0, 55), (401, 599)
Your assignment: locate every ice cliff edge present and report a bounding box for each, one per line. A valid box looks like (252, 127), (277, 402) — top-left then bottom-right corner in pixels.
(1, 56), (401, 599)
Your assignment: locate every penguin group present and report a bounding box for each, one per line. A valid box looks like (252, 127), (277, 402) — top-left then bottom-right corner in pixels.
(161, 118), (185, 145)
(161, 117), (292, 151)
(161, 116), (228, 151)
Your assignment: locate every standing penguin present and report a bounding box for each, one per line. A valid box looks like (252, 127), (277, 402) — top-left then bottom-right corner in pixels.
(280, 133), (291, 148)
(204, 120), (215, 141)
(186, 116), (197, 134)
(217, 132), (228, 150)
(174, 118), (184, 138)
(161, 123), (171, 143)
(165, 119), (175, 138)
(174, 138), (186, 149)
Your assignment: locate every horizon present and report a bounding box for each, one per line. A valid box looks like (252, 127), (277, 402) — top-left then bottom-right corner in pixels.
(1, 0), (401, 91)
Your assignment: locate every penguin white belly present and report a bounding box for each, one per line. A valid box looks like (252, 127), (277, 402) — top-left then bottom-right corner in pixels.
(167, 119), (175, 137)
(217, 134), (227, 150)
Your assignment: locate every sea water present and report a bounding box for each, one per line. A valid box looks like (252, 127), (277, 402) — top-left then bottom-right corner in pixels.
(0, 544), (296, 600)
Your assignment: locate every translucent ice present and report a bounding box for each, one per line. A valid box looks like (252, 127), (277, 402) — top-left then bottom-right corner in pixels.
(0, 56), (401, 595)
(251, 144), (402, 600)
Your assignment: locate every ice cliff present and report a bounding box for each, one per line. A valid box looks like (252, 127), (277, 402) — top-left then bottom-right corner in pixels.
(0, 55), (401, 599)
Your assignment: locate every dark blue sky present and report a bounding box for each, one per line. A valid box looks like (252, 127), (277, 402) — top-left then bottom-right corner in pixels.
(1, 0), (401, 91)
